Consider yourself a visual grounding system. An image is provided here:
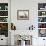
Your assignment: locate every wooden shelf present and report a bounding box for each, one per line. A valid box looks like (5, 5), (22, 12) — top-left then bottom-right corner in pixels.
(38, 28), (46, 29)
(0, 10), (8, 11)
(0, 22), (8, 23)
(0, 16), (8, 17)
(38, 10), (46, 11)
(38, 16), (46, 17)
(38, 22), (46, 23)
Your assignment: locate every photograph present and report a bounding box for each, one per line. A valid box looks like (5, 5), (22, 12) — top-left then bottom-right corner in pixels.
(17, 10), (29, 20)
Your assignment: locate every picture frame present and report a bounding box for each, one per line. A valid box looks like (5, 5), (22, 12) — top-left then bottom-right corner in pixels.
(17, 10), (29, 20)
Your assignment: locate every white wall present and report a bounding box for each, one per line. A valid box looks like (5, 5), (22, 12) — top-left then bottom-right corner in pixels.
(0, 0), (8, 3)
(11, 0), (46, 30)
(11, 0), (38, 30)
(11, 0), (46, 46)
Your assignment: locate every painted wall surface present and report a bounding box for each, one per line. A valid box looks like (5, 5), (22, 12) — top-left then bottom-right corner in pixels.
(11, 0), (38, 30)
(11, 0), (46, 30)
(11, 0), (46, 46)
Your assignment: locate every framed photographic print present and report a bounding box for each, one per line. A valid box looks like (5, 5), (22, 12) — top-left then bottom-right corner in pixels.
(17, 10), (29, 20)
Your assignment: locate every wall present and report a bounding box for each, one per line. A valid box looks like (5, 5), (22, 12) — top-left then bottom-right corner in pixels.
(11, 0), (46, 30)
(11, 0), (46, 46)
(11, 0), (38, 30)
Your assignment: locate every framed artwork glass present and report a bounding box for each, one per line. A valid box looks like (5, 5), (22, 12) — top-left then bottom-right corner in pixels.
(17, 10), (29, 20)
